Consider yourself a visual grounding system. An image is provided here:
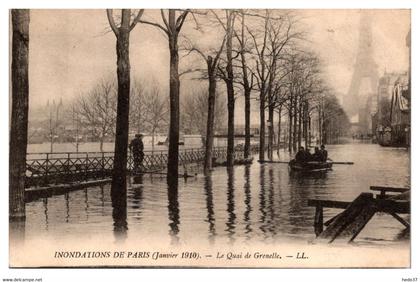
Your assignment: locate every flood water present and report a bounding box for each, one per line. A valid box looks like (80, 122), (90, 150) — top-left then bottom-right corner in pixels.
(24, 143), (410, 247)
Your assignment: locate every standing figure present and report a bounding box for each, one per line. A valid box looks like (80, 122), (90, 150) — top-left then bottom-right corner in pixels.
(320, 144), (328, 162)
(129, 134), (144, 173)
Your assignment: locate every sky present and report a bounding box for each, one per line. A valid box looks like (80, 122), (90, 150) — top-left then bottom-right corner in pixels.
(24, 9), (410, 124)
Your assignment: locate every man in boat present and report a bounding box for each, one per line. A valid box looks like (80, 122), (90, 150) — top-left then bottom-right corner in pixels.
(312, 147), (323, 162)
(295, 146), (307, 164)
(129, 134), (144, 173)
(320, 144), (328, 162)
(304, 148), (313, 161)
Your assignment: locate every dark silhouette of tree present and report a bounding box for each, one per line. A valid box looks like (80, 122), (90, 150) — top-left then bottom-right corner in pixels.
(139, 9), (190, 182)
(107, 9), (144, 200)
(10, 9), (30, 219)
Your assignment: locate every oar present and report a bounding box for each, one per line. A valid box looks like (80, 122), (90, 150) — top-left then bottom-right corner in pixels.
(331, 161), (354, 165)
(258, 160), (354, 165)
(327, 158), (354, 165)
(258, 160), (289, 164)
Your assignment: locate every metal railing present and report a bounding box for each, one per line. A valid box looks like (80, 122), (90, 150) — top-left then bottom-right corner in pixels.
(25, 145), (260, 187)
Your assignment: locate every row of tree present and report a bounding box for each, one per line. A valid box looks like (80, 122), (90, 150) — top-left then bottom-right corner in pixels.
(29, 79), (227, 153)
(10, 9), (350, 218)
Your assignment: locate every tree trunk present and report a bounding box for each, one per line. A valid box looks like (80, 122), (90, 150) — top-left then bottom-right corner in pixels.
(111, 10), (131, 200)
(268, 102), (274, 161)
(244, 87), (251, 159)
(167, 10), (181, 181)
(288, 105), (292, 153)
(152, 130), (155, 154)
(240, 12), (251, 160)
(308, 114), (311, 147)
(226, 13), (235, 167)
(298, 101), (302, 148)
(259, 89), (266, 160)
(292, 94), (298, 151)
(318, 107), (322, 145)
(226, 83), (235, 166)
(10, 9), (30, 220)
(204, 63), (216, 174)
(100, 136), (104, 152)
(304, 101), (309, 148)
(277, 106), (282, 155)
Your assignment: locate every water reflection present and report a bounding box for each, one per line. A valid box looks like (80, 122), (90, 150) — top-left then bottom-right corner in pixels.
(43, 198), (49, 231)
(21, 144), (410, 246)
(167, 179), (180, 244)
(84, 188), (89, 221)
(100, 186), (105, 216)
(10, 217), (25, 246)
(130, 175), (144, 212)
(259, 164), (267, 235)
(203, 174), (216, 243)
(243, 165), (252, 237)
(267, 168), (275, 235)
(65, 193), (70, 223)
(111, 180), (128, 242)
(226, 167), (236, 242)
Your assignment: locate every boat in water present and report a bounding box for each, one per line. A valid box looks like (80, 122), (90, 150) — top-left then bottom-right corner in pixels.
(288, 159), (333, 172)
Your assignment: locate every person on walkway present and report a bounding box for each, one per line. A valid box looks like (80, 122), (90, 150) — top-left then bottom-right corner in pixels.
(129, 134), (144, 173)
(320, 144), (328, 162)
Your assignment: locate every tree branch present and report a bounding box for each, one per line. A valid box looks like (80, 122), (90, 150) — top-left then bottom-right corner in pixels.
(129, 9), (145, 31)
(106, 9), (119, 36)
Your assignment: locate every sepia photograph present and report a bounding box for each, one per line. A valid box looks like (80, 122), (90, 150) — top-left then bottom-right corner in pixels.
(7, 7), (412, 270)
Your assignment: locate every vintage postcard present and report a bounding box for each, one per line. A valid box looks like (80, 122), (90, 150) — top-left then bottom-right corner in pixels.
(8, 9), (411, 269)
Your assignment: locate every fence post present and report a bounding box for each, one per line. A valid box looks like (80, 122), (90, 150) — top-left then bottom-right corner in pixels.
(67, 153), (71, 183)
(85, 153), (89, 182)
(45, 153), (50, 186)
(101, 152), (105, 178)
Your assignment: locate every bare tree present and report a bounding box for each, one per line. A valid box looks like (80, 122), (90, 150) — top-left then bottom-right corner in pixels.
(107, 9), (144, 199)
(139, 9), (190, 182)
(212, 10), (237, 166)
(43, 99), (63, 153)
(233, 10), (254, 159)
(143, 84), (169, 152)
(129, 79), (147, 135)
(74, 79), (117, 152)
(182, 18), (227, 173)
(181, 88), (226, 136)
(10, 9), (30, 219)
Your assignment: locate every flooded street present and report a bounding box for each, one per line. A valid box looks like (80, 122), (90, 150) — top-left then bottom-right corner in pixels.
(24, 143), (410, 247)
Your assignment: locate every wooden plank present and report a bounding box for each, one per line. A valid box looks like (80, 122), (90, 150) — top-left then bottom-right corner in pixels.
(307, 199), (350, 209)
(389, 212), (410, 228)
(324, 212), (343, 226)
(348, 205), (377, 242)
(370, 186), (410, 193)
(317, 193), (375, 242)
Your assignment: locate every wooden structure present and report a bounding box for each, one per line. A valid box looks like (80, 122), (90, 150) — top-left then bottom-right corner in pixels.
(308, 186), (410, 243)
(25, 145), (260, 188)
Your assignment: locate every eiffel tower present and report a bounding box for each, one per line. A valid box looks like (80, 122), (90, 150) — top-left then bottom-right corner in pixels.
(344, 11), (379, 132)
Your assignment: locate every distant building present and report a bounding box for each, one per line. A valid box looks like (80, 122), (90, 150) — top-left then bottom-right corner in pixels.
(375, 73), (409, 146)
(390, 81), (410, 146)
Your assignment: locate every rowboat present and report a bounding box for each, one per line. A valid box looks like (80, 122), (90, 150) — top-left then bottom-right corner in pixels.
(288, 159), (333, 172)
